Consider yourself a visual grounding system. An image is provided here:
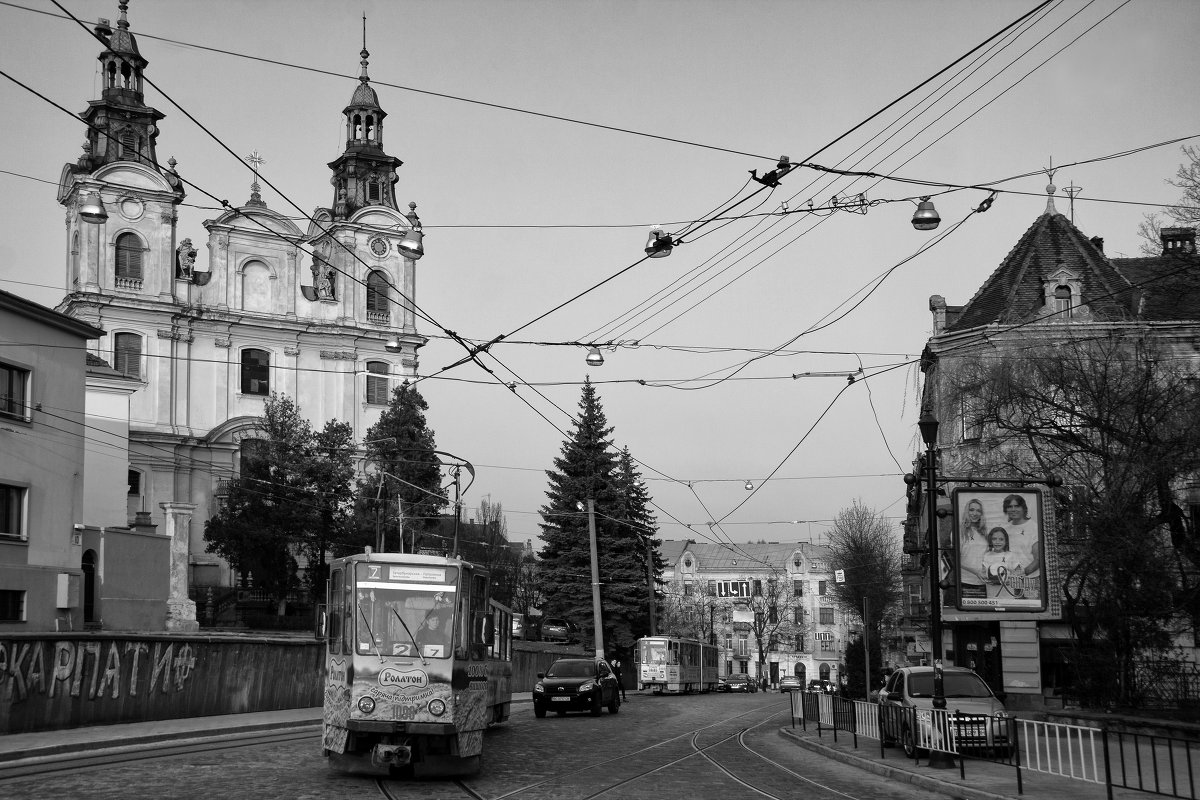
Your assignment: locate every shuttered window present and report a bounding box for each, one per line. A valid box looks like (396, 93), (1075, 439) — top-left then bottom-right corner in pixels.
(114, 332), (142, 379)
(114, 233), (143, 279)
(366, 271), (389, 313)
(240, 349), (270, 395)
(366, 361), (389, 405)
(0, 363), (29, 420)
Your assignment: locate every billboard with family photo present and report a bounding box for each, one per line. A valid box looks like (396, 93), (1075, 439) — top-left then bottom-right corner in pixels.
(951, 488), (1046, 612)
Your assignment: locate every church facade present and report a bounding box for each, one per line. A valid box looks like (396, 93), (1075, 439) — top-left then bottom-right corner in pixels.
(54, 4), (427, 611)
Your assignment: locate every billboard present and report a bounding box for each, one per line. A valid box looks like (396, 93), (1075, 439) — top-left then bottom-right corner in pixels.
(950, 488), (1046, 612)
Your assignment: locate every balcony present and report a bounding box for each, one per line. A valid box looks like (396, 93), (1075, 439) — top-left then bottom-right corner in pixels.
(114, 276), (143, 291)
(367, 310), (390, 325)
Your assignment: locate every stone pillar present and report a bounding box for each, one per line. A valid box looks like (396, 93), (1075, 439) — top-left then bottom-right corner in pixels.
(160, 501), (199, 632)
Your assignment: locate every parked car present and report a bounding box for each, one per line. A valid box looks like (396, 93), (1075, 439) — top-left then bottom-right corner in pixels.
(807, 679), (834, 694)
(723, 674), (757, 693)
(877, 666), (1012, 758)
(533, 657), (621, 717)
(779, 675), (803, 693)
(537, 616), (579, 643)
(512, 613), (528, 640)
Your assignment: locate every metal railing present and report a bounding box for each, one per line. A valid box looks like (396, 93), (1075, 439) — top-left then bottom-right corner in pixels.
(788, 693), (1200, 800)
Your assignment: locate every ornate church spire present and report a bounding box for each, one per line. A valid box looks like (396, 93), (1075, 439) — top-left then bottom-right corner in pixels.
(326, 14), (403, 219)
(79, 0), (165, 170)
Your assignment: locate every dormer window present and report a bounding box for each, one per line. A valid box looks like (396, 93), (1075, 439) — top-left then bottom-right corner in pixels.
(1054, 285), (1073, 316)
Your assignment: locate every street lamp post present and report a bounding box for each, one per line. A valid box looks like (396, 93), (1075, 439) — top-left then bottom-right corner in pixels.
(917, 409), (955, 769)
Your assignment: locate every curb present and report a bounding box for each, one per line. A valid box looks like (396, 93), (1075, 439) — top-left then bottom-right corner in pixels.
(0, 720), (322, 765)
(777, 727), (1015, 800)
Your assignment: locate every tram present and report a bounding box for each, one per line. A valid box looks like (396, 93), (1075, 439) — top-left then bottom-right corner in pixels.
(636, 635), (720, 693)
(321, 550), (512, 777)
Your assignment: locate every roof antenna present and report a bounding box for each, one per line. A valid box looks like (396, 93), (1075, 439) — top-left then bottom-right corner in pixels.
(1063, 180), (1083, 226)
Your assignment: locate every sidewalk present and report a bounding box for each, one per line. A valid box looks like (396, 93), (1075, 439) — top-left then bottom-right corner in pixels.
(0, 693), (533, 765)
(777, 715), (1148, 800)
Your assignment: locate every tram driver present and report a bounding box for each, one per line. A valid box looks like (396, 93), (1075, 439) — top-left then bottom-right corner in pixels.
(414, 593), (454, 657)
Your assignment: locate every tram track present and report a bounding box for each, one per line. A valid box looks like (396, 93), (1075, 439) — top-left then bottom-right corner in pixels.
(0, 726), (321, 784)
(377, 702), (796, 800)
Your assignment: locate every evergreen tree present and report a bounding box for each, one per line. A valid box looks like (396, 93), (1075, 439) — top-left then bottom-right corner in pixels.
(610, 447), (665, 646)
(540, 380), (652, 652)
(204, 395), (339, 612)
(303, 418), (356, 599)
(353, 381), (447, 554)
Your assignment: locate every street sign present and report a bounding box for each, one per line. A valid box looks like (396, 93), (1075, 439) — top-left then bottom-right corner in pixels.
(834, 569), (845, 583)
(716, 580), (751, 598)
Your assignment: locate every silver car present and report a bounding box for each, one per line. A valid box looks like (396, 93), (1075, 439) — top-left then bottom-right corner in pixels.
(878, 666), (1013, 758)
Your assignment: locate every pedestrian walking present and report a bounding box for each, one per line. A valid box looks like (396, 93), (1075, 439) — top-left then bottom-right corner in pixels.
(611, 656), (627, 700)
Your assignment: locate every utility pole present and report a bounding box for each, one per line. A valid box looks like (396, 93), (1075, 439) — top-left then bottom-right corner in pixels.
(587, 498), (604, 657)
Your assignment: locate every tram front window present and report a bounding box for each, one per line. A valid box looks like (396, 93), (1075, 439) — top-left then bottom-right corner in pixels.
(356, 587), (456, 658)
(642, 641), (668, 664)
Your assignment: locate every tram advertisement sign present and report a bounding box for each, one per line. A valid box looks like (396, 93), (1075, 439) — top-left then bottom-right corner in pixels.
(716, 580), (751, 598)
(951, 488), (1047, 612)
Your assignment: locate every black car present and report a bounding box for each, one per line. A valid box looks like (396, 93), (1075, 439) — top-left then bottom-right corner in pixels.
(723, 674), (757, 693)
(533, 657), (621, 717)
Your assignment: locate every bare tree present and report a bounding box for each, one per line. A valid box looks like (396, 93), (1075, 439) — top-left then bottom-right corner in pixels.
(1137, 144), (1200, 255)
(944, 333), (1200, 704)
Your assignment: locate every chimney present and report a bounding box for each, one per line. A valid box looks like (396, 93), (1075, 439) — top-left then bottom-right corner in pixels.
(1090, 236), (1104, 253)
(1161, 227), (1197, 255)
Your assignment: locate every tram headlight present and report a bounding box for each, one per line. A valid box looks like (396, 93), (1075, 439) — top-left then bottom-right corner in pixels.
(357, 696), (376, 715)
(429, 699), (447, 717)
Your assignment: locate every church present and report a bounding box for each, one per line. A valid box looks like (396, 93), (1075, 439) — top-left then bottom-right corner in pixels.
(54, 2), (427, 623)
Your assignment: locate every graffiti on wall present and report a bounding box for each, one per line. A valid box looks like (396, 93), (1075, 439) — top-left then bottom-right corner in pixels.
(0, 640), (197, 703)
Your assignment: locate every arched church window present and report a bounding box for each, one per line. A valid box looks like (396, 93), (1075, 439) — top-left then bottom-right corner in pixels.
(106, 62), (117, 88)
(114, 232), (143, 280)
(365, 115), (375, 141)
(113, 332), (142, 379)
(121, 61), (133, 89)
(240, 348), (270, 395)
(366, 271), (389, 319)
(241, 260), (271, 312)
(353, 114), (362, 139)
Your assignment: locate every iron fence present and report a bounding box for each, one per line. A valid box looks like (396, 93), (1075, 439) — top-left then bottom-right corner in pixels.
(788, 693), (1200, 799)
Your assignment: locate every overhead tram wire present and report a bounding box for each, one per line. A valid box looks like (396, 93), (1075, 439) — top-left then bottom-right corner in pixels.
(434, 0), (1061, 362)
(584, 0), (1060, 346)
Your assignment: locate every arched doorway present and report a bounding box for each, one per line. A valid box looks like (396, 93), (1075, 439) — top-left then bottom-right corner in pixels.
(82, 549), (97, 625)
(795, 663), (806, 683)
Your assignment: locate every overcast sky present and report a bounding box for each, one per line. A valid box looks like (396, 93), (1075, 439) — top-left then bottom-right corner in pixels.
(1, 0), (1197, 553)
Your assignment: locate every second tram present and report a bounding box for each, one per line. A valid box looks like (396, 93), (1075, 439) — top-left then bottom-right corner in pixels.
(321, 551), (512, 777)
(636, 635), (720, 693)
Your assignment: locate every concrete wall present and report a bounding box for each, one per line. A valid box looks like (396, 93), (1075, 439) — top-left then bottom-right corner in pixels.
(0, 632), (322, 734)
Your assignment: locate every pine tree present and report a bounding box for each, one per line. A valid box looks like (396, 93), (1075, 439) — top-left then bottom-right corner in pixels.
(354, 381), (447, 554)
(539, 381), (655, 653)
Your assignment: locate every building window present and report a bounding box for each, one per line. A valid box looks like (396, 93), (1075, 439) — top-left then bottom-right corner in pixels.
(794, 608), (804, 624)
(707, 579), (716, 595)
(819, 607), (835, 625)
(818, 580), (827, 596)
(768, 605), (778, 624)
(737, 637), (748, 657)
(0, 483), (27, 538)
(114, 232), (143, 280)
(0, 363), (30, 421)
(683, 582), (693, 596)
(752, 580), (762, 596)
(240, 349), (270, 395)
(724, 634), (732, 652)
(960, 392), (983, 441)
(1054, 284), (1073, 316)
(366, 361), (390, 405)
(0, 590), (25, 622)
(795, 634), (805, 651)
(793, 579), (803, 597)
(366, 271), (390, 320)
(821, 638), (834, 652)
(114, 332), (142, 379)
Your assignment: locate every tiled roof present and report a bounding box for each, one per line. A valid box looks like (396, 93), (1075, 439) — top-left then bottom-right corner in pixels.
(662, 540), (832, 572)
(946, 211), (1135, 333)
(1110, 253), (1200, 321)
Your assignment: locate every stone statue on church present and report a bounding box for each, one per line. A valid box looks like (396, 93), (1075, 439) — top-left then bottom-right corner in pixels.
(312, 257), (335, 300)
(176, 238), (197, 279)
